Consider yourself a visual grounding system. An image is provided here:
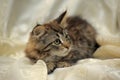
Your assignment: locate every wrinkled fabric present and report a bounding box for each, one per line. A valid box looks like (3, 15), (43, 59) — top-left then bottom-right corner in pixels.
(0, 0), (120, 80)
(48, 59), (120, 80)
(0, 56), (47, 80)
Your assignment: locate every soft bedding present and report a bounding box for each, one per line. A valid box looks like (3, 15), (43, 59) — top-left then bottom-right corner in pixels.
(0, 0), (120, 80)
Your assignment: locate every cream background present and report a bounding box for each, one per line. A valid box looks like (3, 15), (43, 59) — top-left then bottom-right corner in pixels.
(0, 0), (120, 80)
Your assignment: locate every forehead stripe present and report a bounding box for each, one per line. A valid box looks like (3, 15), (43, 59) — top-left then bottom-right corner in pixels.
(45, 23), (63, 34)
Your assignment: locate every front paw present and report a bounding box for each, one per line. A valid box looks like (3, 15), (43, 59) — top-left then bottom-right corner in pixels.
(57, 62), (71, 68)
(46, 62), (56, 74)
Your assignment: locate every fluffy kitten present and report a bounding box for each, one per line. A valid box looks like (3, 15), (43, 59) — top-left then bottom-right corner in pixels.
(25, 11), (98, 74)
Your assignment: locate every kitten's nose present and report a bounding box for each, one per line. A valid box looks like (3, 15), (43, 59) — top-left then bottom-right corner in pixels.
(62, 42), (70, 49)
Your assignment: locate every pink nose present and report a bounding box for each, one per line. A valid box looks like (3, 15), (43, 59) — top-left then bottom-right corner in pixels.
(62, 42), (70, 49)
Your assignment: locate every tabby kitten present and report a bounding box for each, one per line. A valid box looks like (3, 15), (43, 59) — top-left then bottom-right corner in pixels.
(25, 11), (98, 74)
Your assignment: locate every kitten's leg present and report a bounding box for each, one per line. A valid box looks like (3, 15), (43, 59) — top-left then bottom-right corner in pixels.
(57, 61), (72, 68)
(46, 62), (56, 74)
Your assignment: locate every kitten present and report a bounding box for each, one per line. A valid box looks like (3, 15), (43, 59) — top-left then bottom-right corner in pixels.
(25, 11), (99, 74)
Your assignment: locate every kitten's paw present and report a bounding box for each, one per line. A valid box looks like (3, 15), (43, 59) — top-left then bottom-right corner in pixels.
(46, 62), (56, 74)
(57, 62), (71, 68)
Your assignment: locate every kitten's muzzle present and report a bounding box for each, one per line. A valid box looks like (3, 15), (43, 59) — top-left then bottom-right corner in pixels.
(61, 42), (70, 49)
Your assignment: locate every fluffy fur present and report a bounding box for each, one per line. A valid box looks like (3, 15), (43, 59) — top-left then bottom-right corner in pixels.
(25, 11), (99, 74)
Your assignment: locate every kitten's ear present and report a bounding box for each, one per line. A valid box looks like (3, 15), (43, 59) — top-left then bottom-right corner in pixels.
(55, 10), (67, 25)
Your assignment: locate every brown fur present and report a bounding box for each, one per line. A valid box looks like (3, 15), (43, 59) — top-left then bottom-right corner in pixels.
(25, 11), (99, 74)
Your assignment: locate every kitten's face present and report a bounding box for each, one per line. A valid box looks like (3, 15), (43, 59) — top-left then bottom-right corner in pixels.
(31, 23), (72, 57)
(25, 11), (72, 61)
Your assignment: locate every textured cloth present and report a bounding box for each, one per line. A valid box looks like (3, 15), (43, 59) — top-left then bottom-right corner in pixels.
(0, 0), (120, 80)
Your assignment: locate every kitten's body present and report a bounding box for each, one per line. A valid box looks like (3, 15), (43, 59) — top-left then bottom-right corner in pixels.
(25, 11), (98, 74)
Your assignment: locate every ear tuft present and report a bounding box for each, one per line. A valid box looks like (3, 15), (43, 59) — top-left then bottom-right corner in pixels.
(55, 10), (67, 24)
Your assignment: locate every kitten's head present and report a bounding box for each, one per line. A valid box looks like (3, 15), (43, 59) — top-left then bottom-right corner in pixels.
(25, 11), (72, 61)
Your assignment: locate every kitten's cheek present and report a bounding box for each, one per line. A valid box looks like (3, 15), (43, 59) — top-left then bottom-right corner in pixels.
(38, 53), (48, 60)
(50, 47), (69, 56)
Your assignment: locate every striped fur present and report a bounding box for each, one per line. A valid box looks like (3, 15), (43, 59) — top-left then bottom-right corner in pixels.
(25, 11), (99, 74)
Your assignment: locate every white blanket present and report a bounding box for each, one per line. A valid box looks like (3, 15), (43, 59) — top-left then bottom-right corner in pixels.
(0, 56), (47, 80)
(48, 59), (120, 80)
(0, 0), (120, 80)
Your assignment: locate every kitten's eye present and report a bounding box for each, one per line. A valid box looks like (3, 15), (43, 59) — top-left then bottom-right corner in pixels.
(54, 39), (61, 45)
